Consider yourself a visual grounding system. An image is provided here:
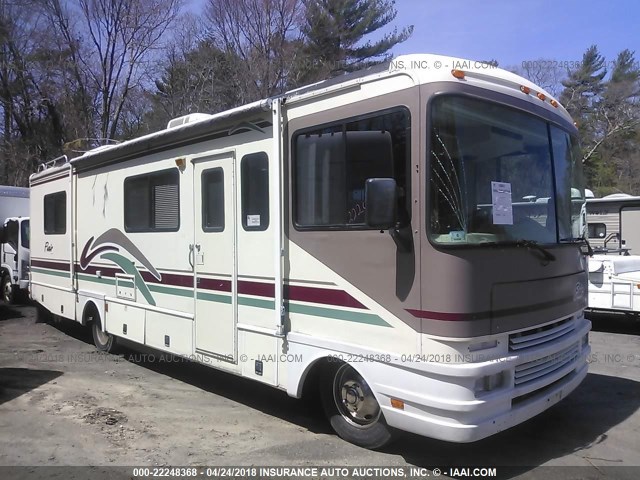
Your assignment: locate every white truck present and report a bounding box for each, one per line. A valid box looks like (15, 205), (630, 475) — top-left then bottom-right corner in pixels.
(0, 186), (30, 303)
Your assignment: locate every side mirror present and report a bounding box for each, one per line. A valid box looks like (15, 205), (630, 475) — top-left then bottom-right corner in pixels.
(365, 178), (397, 229)
(0, 225), (6, 244)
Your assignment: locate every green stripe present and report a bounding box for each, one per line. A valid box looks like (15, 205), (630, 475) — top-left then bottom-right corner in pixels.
(148, 283), (193, 298)
(286, 302), (391, 327)
(239, 297), (275, 309)
(31, 267), (70, 278)
(197, 291), (231, 304)
(44, 271), (391, 327)
(77, 273), (115, 285)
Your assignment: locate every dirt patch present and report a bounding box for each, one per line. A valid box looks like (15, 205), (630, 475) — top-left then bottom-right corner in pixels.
(83, 407), (128, 426)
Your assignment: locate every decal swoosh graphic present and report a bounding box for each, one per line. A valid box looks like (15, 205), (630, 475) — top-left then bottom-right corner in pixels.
(92, 228), (161, 280)
(101, 252), (156, 306)
(80, 237), (117, 269)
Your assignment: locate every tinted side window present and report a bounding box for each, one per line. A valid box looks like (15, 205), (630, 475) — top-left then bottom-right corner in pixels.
(294, 108), (410, 229)
(44, 191), (67, 234)
(124, 169), (179, 232)
(241, 152), (269, 231)
(202, 168), (224, 232)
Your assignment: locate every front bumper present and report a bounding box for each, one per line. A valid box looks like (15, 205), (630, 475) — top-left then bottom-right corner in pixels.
(371, 317), (591, 442)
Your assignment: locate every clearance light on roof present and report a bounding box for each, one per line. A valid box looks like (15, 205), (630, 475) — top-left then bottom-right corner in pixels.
(520, 85), (531, 94)
(550, 99), (559, 108)
(537, 92), (546, 101)
(451, 69), (465, 79)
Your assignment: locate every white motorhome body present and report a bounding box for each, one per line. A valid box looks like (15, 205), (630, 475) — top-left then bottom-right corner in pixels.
(0, 186), (30, 302)
(586, 194), (640, 254)
(30, 54), (591, 447)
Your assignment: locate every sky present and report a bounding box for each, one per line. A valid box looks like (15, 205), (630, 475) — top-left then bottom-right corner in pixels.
(381, 0), (640, 72)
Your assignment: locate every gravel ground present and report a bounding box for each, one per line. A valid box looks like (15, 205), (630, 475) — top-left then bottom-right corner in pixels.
(0, 304), (639, 479)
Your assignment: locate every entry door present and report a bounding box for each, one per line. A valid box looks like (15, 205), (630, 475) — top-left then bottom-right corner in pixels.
(193, 153), (237, 361)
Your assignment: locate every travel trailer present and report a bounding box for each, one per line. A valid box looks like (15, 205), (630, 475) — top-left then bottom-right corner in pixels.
(30, 54), (591, 448)
(0, 186), (30, 303)
(588, 254), (640, 316)
(586, 194), (640, 254)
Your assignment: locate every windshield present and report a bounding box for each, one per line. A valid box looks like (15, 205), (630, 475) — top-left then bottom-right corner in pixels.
(21, 219), (29, 249)
(428, 95), (585, 245)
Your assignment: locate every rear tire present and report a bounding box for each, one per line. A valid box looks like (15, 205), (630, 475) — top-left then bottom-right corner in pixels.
(89, 307), (117, 353)
(320, 362), (393, 449)
(2, 275), (14, 304)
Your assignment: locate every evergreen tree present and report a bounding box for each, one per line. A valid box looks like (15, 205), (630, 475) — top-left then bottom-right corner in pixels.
(294, 0), (413, 85)
(559, 45), (607, 189)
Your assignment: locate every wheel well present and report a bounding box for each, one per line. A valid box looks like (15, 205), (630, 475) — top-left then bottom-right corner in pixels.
(300, 356), (335, 400)
(82, 301), (101, 326)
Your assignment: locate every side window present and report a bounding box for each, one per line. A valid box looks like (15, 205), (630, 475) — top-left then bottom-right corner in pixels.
(202, 168), (224, 232)
(44, 191), (67, 234)
(124, 168), (179, 232)
(588, 223), (606, 239)
(294, 108), (410, 229)
(241, 152), (269, 231)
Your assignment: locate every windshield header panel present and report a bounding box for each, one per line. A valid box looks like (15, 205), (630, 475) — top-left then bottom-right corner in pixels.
(428, 94), (585, 246)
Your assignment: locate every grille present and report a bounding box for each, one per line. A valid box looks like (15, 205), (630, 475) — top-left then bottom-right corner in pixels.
(509, 317), (575, 351)
(514, 342), (579, 387)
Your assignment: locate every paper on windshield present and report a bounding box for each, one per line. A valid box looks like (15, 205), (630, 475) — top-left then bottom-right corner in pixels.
(491, 181), (513, 225)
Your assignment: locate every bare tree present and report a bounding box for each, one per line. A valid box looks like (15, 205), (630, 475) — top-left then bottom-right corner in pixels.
(513, 59), (567, 98)
(205, 0), (304, 102)
(49, 0), (183, 144)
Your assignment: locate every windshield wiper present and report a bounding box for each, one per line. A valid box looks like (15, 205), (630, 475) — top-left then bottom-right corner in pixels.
(481, 239), (556, 263)
(514, 239), (556, 262)
(560, 236), (594, 256)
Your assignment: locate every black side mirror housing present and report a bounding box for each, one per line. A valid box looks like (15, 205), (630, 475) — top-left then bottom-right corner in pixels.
(365, 178), (397, 229)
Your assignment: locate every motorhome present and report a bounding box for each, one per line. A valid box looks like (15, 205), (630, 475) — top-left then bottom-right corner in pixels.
(0, 185), (30, 303)
(586, 193), (640, 254)
(30, 54), (591, 448)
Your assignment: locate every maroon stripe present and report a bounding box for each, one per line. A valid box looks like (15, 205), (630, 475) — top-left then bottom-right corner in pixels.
(198, 277), (231, 292)
(285, 284), (365, 309)
(32, 259), (71, 272)
(74, 262), (365, 309)
(238, 280), (275, 298)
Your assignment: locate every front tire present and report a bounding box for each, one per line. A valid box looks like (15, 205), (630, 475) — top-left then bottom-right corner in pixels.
(320, 362), (393, 449)
(2, 275), (14, 304)
(89, 308), (117, 353)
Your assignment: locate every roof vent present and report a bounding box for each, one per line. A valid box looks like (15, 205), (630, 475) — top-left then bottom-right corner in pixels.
(167, 113), (214, 129)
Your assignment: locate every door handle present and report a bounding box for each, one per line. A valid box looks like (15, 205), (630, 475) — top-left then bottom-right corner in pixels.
(188, 244), (194, 269)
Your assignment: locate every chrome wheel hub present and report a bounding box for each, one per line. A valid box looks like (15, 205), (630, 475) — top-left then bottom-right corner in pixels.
(333, 364), (380, 427)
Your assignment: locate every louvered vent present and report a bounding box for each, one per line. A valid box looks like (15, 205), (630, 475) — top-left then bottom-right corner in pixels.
(154, 184), (179, 229)
(509, 316), (575, 351)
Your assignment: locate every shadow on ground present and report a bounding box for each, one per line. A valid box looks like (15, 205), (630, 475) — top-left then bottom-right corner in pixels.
(0, 367), (63, 405)
(0, 304), (26, 322)
(586, 310), (640, 335)
(46, 317), (640, 476)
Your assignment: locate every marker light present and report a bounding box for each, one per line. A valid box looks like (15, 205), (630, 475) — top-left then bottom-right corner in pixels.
(520, 85), (531, 94)
(537, 92), (546, 101)
(550, 99), (559, 108)
(390, 398), (405, 410)
(451, 69), (465, 79)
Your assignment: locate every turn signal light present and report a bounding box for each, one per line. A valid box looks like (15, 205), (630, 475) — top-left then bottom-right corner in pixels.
(390, 398), (405, 410)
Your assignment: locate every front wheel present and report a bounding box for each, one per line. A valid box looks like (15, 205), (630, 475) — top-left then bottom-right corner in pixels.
(2, 275), (14, 304)
(320, 362), (393, 449)
(90, 309), (117, 353)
